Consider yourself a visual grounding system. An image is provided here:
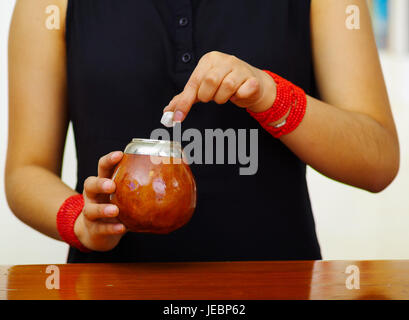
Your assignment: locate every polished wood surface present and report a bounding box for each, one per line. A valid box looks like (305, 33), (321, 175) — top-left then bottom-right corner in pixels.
(1, 260), (408, 300)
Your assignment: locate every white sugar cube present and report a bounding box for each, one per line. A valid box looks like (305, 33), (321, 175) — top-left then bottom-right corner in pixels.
(160, 111), (176, 128)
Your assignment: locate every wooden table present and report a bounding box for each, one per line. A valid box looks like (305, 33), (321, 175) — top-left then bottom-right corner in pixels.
(0, 260), (408, 300)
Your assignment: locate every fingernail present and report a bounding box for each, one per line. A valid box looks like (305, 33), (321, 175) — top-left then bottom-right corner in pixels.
(103, 180), (113, 191)
(104, 205), (117, 216)
(173, 110), (184, 122)
(114, 224), (124, 232)
(111, 151), (121, 160)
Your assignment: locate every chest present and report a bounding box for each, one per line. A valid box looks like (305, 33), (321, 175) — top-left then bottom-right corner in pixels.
(67, 0), (312, 89)
(66, 0), (313, 142)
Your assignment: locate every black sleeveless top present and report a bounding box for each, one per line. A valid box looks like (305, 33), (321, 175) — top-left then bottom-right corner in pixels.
(66, 0), (321, 262)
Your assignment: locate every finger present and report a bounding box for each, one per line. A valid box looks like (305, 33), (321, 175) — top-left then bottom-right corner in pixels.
(213, 70), (247, 104)
(83, 176), (116, 201)
(83, 203), (119, 221)
(166, 57), (213, 122)
(197, 66), (232, 103)
(163, 94), (181, 113)
(231, 77), (261, 106)
(94, 222), (127, 235)
(98, 151), (123, 178)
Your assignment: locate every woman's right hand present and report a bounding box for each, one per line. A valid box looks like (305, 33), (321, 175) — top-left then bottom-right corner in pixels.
(74, 151), (127, 251)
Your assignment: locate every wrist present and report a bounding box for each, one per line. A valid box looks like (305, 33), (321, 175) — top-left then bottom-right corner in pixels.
(246, 70), (307, 138)
(73, 213), (86, 247)
(56, 194), (91, 252)
(247, 68), (277, 113)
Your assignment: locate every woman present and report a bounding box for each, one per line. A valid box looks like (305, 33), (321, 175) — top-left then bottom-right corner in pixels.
(5, 0), (399, 262)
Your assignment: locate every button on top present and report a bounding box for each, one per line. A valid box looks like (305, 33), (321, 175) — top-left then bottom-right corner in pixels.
(179, 17), (189, 27)
(181, 52), (192, 63)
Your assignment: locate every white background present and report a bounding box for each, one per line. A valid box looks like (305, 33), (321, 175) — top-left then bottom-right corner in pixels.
(1, 1), (409, 265)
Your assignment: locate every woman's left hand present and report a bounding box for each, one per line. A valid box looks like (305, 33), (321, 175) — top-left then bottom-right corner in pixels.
(164, 51), (276, 122)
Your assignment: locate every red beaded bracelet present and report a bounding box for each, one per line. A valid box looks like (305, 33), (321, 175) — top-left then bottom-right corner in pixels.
(56, 194), (91, 253)
(247, 70), (307, 138)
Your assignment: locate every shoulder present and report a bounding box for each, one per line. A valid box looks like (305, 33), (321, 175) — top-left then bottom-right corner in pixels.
(12, 0), (68, 33)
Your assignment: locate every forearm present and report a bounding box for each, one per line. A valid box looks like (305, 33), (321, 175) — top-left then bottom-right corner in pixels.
(280, 95), (399, 192)
(5, 165), (78, 240)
